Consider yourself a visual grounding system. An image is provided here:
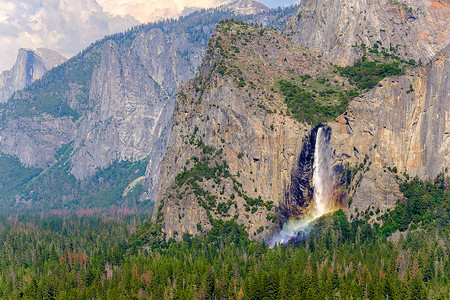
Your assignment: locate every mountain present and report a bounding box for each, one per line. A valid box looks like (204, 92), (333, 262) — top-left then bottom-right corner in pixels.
(0, 1), (449, 298)
(222, 0), (270, 15)
(284, 0), (450, 66)
(154, 10), (450, 240)
(1, 0), (447, 245)
(154, 20), (354, 240)
(0, 48), (66, 103)
(0, 2), (299, 210)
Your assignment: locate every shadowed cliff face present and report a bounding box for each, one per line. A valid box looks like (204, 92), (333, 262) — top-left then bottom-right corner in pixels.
(329, 44), (450, 215)
(282, 127), (318, 218)
(0, 48), (66, 103)
(285, 0), (450, 66)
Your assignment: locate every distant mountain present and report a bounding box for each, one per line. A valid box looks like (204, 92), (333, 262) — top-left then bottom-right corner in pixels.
(0, 1), (299, 210)
(0, 48), (66, 103)
(222, 0), (270, 15)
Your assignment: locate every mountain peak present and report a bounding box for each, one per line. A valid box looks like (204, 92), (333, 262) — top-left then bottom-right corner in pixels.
(16, 48), (66, 70)
(32, 48), (67, 70)
(0, 48), (66, 103)
(221, 0), (270, 15)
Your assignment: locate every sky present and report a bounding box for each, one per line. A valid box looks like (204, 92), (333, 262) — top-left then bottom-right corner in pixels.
(0, 0), (298, 72)
(261, 0), (298, 7)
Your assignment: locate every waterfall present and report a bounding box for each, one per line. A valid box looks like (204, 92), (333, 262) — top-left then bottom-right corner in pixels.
(269, 126), (337, 246)
(311, 127), (335, 218)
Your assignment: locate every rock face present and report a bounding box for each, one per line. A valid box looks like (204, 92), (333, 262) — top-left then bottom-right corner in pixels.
(222, 0), (270, 15)
(0, 48), (66, 103)
(0, 3), (298, 208)
(282, 128), (317, 217)
(329, 44), (450, 215)
(282, 0), (450, 217)
(285, 0), (450, 66)
(154, 20), (347, 240)
(0, 115), (76, 169)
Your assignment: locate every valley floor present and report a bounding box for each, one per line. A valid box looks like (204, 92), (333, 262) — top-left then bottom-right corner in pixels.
(0, 175), (449, 299)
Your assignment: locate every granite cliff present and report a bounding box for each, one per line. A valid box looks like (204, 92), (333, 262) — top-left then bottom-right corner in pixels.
(155, 8), (450, 239)
(154, 20), (352, 240)
(0, 0), (447, 244)
(281, 0), (450, 220)
(329, 44), (450, 216)
(285, 0), (450, 66)
(0, 48), (66, 103)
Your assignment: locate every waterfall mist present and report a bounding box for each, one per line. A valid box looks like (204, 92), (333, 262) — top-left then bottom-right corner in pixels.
(269, 126), (338, 246)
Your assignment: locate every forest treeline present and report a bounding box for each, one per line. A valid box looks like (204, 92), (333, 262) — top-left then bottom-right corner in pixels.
(0, 175), (448, 299)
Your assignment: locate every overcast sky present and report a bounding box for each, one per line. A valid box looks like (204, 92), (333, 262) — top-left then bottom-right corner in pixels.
(0, 0), (298, 72)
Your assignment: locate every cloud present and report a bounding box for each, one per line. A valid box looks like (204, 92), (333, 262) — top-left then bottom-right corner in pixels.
(0, 0), (138, 71)
(97, 0), (229, 23)
(0, 0), (232, 72)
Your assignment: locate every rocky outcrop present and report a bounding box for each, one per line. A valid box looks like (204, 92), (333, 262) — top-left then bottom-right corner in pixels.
(329, 44), (450, 214)
(285, 0), (450, 66)
(154, 20), (348, 240)
(0, 48), (66, 103)
(0, 116), (76, 168)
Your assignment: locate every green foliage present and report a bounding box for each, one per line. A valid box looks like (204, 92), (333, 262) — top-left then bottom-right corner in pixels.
(378, 175), (450, 236)
(337, 57), (404, 90)
(0, 155), (42, 200)
(176, 159), (230, 187)
(2, 197), (450, 299)
(389, 0), (414, 14)
(217, 64), (228, 75)
(6, 144), (151, 210)
(278, 79), (355, 125)
(266, 214), (277, 222)
(207, 218), (250, 246)
(131, 221), (164, 246)
(0, 175), (448, 298)
(216, 200), (233, 216)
